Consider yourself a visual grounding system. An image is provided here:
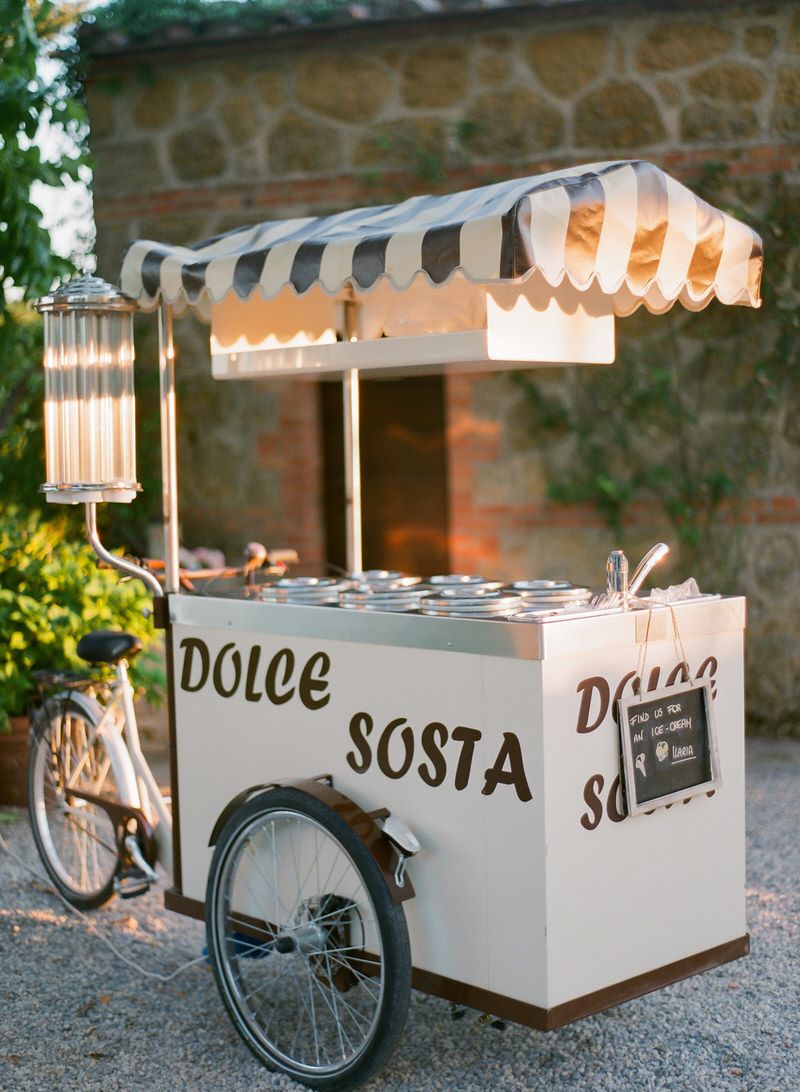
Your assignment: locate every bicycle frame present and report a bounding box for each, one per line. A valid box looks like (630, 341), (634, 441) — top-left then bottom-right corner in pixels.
(79, 660), (173, 878)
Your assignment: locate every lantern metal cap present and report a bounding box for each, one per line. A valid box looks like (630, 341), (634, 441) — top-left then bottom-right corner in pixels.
(34, 274), (137, 314)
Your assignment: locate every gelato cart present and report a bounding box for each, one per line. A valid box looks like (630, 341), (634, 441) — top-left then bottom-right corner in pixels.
(32, 160), (762, 1090)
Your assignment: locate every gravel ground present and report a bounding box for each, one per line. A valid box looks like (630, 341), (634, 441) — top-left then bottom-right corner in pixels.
(1, 739), (797, 1092)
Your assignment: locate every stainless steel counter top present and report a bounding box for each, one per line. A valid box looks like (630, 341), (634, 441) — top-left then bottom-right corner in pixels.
(169, 593), (746, 663)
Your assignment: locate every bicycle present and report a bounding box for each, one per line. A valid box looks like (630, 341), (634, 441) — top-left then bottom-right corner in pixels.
(26, 543), (295, 908)
(26, 537), (420, 1089)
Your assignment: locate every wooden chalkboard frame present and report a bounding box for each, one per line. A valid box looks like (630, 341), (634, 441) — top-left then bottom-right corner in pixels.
(618, 679), (721, 817)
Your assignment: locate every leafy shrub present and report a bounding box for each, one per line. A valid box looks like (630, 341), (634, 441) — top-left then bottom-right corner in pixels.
(0, 508), (163, 729)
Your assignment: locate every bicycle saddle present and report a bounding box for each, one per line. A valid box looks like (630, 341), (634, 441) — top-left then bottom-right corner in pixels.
(77, 630), (142, 665)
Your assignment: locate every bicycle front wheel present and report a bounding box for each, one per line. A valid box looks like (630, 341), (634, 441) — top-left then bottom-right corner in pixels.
(28, 696), (124, 909)
(205, 786), (411, 1091)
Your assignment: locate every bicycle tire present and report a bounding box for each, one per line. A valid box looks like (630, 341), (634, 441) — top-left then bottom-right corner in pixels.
(205, 786), (412, 1090)
(28, 695), (124, 909)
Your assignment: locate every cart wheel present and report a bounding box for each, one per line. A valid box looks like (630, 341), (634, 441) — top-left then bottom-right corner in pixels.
(28, 697), (122, 909)
(205, 786), (411, 1090)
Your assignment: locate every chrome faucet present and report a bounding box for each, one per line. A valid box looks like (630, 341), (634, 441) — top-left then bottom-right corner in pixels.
(598, 542), (670, 609)
(629, 542), (670, 598)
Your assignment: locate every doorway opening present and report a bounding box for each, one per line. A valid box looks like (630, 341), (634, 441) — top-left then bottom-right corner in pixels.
(320, 375), (450, 577)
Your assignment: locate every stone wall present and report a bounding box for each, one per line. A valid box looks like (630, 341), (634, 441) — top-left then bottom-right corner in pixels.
(86, 0), (800, 730)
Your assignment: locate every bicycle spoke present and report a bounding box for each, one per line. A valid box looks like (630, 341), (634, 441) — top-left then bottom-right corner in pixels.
(309, 960), (356, 1058)
(322, 948), (350, 1060)
(325, 953), (381, 999)
(31, 707), (121, 902)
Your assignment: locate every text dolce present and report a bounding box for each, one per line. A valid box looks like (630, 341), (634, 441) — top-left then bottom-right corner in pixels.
(179, 638), (331, 710)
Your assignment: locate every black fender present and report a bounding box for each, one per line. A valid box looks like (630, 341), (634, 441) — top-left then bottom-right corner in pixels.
(208, 774), (415, 904)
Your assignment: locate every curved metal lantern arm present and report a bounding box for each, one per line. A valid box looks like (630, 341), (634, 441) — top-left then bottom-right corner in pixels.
(85, 502), (164, 599)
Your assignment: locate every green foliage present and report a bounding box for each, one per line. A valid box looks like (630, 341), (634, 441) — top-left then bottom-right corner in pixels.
(0, 1), (90, 516)
(0, 1), (88, 301)
(0, 508), (163, 730)
(514, 166), (794, 571)
(86, 0), (369, 41)
(0, 303), (47, 510)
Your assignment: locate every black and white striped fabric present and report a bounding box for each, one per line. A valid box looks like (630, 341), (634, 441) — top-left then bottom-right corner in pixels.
(120, 160), (762, 318)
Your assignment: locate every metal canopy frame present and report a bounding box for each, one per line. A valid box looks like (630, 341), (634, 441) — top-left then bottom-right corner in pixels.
(157, 298), (366, 591)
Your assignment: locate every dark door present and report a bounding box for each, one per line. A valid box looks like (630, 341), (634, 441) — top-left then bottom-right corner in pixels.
(320, 375), (449, 577)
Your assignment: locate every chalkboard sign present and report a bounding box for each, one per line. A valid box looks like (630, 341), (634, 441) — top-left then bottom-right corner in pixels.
(618, 680), (721, 816)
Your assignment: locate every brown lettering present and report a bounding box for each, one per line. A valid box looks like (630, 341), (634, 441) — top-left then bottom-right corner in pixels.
(299, 651), (330, 710)
(244, 646), (261, 702)
(696, 656), (718, 700)
(418, 722), (448, 788)
(179, 637), (209, 692)
(606, 774), (626, 823)
(580, 774), (605, 830)
(265, 648), (295, 705)
(451, 726), (482, 790)
(666, 661), (690, 687)
(576, 677), (610, 734)
(612, 671), (640, 724)
(212, 643), (241, 698)
(376, 718), (414, 780)
(347, 712), (372, 774)
(482, 732), (532, 802)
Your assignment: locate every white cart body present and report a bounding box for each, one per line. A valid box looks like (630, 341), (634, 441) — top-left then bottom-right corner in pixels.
(167, 592), (746, 1026)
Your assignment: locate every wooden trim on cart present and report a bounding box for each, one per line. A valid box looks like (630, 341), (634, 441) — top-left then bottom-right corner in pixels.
(160, 888), (749, 1032)
(164, 887), (204, 920)
(412, 934), (749, 1030)
(164, 612), (183, 891)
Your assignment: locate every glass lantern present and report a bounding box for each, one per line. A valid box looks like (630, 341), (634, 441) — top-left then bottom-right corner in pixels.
(35, 275), (140, 504)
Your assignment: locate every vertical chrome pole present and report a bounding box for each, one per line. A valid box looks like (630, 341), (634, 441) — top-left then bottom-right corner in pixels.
(158, 304), (180, 595)
(343, 367), (363, 575)
(342, 297), (362, 575)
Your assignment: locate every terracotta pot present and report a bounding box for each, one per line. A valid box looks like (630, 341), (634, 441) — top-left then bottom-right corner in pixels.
(0, 715), (30, 807)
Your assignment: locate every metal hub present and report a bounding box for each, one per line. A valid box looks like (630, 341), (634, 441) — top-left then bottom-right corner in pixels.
(276, 922), (327, 956)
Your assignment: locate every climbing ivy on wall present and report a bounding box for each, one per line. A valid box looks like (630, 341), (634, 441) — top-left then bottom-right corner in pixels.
(514, 165), (798, 573)
(86, 0), (370, 40)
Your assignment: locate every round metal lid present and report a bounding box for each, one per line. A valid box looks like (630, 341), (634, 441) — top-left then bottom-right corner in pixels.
(349, 571), (423, 591)
(260, 576), (353, 603)
(420, 589), (522, 617)
(511, 579), (573, 592)
(35, 275), (137, 314)
(428, 573), (490, 586)
(428, 575), (503, 592)
(339, 584), (430, 612)
(426, 586), (506, 601)
(509, 580), (592, 603)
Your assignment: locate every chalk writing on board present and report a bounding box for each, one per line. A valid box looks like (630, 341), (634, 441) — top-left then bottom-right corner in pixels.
(618, 681), (720, 815)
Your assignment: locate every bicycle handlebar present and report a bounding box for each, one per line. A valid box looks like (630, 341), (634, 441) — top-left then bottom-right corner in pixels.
(111, 543), (300, 592)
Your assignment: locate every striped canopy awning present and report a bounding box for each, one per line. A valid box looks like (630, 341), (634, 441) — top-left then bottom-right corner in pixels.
(120, 160), (762, 320)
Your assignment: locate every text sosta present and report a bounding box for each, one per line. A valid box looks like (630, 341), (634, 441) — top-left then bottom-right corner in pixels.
(347, 713), (533, 802)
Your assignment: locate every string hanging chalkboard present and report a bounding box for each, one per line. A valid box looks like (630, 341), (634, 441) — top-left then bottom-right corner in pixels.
(618, 606), (721, 816)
